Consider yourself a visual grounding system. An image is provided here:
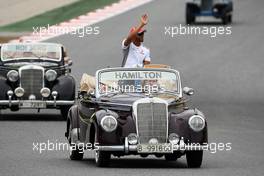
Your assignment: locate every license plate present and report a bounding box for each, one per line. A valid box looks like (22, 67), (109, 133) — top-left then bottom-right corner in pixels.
(137, 143), (173, 153)
(20, 101), (46, 108)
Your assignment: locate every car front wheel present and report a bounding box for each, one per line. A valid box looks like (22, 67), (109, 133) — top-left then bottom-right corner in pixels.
(94, 131), (111, 167)
(186, 4), (195, 24)
(68, 124), (83, 160)
(61, 106), (71, 120)
(186, 150), (203, 168)
(70, 147), (84, 160)
(228, 14), (232, 23)
(165, 152), (179, 161)
(222, 14), (232, 25)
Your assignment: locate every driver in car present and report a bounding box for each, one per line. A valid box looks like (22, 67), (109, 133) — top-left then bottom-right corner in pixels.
(121, 14), (151, 68)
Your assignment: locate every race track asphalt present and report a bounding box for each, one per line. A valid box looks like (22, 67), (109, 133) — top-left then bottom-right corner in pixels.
(1, 0), (264, 175)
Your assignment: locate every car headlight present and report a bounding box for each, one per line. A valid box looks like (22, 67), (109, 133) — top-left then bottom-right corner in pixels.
(188, 115), (205, 132)
(100, 115), (117, 132)
(128, 133), (138, 145)
(40, 87), (50, 98)
(7, 70), (19, 82)
(14, 87), (24, 97)
(45, 70), (57, 81)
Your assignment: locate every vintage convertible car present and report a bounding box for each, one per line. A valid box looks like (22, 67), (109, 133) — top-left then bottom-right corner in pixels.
(0, 42), (75, 119)
(65, 67), (208, 167)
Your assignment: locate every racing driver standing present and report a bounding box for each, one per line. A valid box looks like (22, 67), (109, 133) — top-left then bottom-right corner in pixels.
(121, 14), (151, 68)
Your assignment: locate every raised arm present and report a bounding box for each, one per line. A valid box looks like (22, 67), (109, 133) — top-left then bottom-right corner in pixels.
(123, 14), (148, 47)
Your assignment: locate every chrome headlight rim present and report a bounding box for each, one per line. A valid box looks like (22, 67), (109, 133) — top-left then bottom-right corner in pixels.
(40, 87), (51, 98)
(100, 115), (118, 133)
(188, 115), (206, 132)
(45, 69), (57, 82)
(7, 70), (19, 82)
(14, 87), (24, 97)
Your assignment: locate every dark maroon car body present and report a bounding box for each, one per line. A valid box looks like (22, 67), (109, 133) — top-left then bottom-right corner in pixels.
(65, 67), (208, 167)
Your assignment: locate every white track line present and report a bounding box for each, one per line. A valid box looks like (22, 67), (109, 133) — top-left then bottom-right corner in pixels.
(9, 0), (154, 43)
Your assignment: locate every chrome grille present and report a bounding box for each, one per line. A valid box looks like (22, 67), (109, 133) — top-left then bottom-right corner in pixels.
(20, 68), (43, 99)
(136, 102), (167, 144)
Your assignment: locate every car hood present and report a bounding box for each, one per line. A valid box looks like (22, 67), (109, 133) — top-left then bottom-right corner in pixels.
(99, 94), (178, 105)
(99, 94), (144, 105)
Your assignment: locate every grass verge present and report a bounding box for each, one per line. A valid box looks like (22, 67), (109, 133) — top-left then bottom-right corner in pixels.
(0, 0), (120, 32)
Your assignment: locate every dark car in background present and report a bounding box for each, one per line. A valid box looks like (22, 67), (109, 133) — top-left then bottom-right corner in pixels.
(186, 0), (233, 24)
(65, 67), (208, 167)
(0, 42), (75, 119)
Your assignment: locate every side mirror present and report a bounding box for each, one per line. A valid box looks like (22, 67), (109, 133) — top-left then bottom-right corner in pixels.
(183, 87), (194, 96)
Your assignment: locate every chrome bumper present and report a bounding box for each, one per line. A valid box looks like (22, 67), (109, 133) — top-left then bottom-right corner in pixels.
(70, 129), (208, 153)
(98, 143), (209, 153)
(0, 100), (74, 108)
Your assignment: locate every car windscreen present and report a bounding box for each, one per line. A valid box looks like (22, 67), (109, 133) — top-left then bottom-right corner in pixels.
(1, 43), (62, 61)
(97, 69), (181, 96)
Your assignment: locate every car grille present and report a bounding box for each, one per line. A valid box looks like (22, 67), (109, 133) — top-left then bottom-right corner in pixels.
(20, 68), (43, 99)
(136, 102), (168, 144)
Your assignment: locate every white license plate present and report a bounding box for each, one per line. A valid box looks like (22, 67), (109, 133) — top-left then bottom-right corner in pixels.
(20, 101), (46, 108)
(137, 143), (173, 153)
